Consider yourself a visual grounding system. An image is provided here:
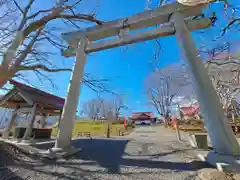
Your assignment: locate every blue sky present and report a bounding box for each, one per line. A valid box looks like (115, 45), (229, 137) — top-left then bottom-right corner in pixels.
(1, 0), (240, 116)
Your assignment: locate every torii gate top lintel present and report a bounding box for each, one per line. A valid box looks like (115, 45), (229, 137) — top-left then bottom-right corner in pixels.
(61, 2), (212, 56)
(61, 0), (224, 56)
(62, 2), (204, 43)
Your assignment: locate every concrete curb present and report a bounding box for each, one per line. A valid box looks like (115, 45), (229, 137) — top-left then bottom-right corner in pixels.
(2, 140), (80, 159)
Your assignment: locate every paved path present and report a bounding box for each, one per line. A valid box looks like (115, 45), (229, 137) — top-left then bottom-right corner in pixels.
(0, 126), (215, 180)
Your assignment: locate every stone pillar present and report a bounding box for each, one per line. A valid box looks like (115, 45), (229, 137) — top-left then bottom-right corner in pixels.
(171, 12), (240, 155)
(40, 114), (48, 128)
(22, 104), (37, 140)
(54, 38), (87, 149)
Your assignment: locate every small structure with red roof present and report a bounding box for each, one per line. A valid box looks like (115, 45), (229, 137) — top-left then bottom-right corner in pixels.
(180, 104), (200, 120)
(1, 80), (65, 113)
(130, 112), (156, 125)
(0, 80), (65, 139)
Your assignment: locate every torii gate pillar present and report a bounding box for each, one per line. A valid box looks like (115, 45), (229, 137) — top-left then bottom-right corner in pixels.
(53, 38), (87, 150)
(171, 12), (240, 169)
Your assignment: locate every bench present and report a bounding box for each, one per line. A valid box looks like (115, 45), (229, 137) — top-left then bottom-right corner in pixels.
(177, 126), (206, 132)
(77, 132), (91, 138)
(116, 128), (124, 136)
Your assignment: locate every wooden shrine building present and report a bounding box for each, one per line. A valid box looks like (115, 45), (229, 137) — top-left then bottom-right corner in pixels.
(0, 80), (65, 139)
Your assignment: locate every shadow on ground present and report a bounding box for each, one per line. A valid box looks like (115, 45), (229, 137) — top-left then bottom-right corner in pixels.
(1, 138), (213, 179)
(0, 142), (26, 180)
(33, 139), (213, 173)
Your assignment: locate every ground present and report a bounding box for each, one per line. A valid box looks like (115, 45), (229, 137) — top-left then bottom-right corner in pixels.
(0, 126), (238, 180)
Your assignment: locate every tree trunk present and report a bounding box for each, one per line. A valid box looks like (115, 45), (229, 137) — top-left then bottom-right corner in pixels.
(164, 115), (170, 128)
(163, 119), (168, 128)
(0, 68), (16, 88)
(0, 75), (10, 88)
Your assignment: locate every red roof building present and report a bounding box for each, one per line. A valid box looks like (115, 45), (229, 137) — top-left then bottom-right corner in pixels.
(131, 112), (154, 120)
(130, 112), (155, 125)
(180, 104), (200, 117)
(0, 80), (65, 115)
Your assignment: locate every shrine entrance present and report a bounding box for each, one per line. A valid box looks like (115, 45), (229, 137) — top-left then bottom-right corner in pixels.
(55, 0), (240, 162)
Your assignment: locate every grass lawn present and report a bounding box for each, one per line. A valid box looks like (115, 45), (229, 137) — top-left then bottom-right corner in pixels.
(51, 120), (132, 137)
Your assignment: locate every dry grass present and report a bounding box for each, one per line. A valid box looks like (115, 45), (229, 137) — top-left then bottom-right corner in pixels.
(171, 119), (206, 132)
(51, 120), (132, 137)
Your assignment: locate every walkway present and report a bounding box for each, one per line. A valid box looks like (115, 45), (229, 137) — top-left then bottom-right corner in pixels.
(1, 126), (215, 180)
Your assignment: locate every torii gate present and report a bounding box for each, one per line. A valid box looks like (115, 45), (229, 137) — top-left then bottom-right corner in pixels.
(53, 1), (240, 164)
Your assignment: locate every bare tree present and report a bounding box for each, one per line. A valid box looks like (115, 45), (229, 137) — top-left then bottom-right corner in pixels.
(111, 95), (129, 120)
(0, 0), (107, 91)
(197, 41), (240, 110)
(144, 63), (191, 125)
(144, 0), (240, 121)
(81, 94), (128, 120)
(82, 98), (104, 120)
(206, 54), (240, 112)
(145, 59), (239, 122)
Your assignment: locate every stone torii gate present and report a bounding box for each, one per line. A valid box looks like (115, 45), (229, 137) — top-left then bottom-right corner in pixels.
(53, 1), (240, 167)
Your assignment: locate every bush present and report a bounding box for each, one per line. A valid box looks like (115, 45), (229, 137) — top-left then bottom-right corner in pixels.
(126, 123), (135, 128)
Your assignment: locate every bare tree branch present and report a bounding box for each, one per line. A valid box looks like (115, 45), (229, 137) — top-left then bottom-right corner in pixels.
(222, 18), (240, 36)
(11, 28), (43, 68)
(0, 0), (105, 92)
(23, 12), (102, 39)
(18, 0), (35, 31)
(18, 64), (72, 72)
(27, 9), (54, 20)
(13, 0), (24, 14)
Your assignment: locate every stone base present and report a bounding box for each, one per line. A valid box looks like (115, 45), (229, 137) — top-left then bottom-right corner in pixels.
(188, 133), (208, 149)
(20, 139), (33, 144)
(38, 147), (81, 159)
(206, 151), (240, 172)
(2, 138), (80, 159)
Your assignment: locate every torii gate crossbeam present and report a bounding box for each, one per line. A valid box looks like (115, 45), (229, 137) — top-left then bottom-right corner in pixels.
(53, 1), (240, 169)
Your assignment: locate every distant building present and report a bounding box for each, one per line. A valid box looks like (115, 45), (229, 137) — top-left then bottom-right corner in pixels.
(180, 104), (200, 120)
(130, 112), (156, 125)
